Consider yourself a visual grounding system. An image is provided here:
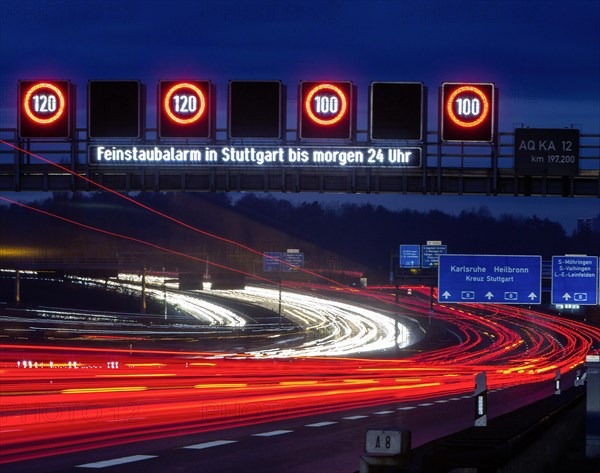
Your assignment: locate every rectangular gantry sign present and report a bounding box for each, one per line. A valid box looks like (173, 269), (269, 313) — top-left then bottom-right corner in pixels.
(263, 252), (283, 272)
(369, 82), (424, 141)
(18, 80), (72, 139)
(441, 82), (495, 142)
(422, 244), (447, 268)
(514, 128), (580, 176)
(228, 81), (283, 139)
(299, 81), (353, 140)
(438, 254), (541, 304)
(400, 245), (421, 268)
(551, 256), (598, 305)
(158, 81), (212, 139)
(88, 80), (142, 139)
(282, 251), (304, 272)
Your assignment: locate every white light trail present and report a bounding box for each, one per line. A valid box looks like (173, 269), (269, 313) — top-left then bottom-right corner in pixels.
(210, 286), (408, 357)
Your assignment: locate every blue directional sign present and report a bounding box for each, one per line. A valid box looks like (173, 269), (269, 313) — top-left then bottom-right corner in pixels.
(263, 252), (282, 272)
(551, 256), (598, 305)
(400, 245), (420, 268)
(422, 245), (447, 268)
(438, 254), (542, 304)
(282, 251), (304, 272)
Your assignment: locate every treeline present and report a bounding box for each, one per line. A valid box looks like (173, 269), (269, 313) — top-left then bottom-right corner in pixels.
(231, 194), (598, 271)
(1, 192), (598, 279)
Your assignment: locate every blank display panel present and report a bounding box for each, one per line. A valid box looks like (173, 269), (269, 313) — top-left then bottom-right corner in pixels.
(228, 81), (282, 139)
(88, 80), (142, 138)
(369, 82), (424, 141)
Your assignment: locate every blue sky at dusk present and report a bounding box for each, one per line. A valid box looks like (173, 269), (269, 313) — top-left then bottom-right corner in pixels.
(1, 0), (599, 231)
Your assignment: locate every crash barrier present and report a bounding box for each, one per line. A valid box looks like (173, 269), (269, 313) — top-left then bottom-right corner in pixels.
(359, 386), (587, 473)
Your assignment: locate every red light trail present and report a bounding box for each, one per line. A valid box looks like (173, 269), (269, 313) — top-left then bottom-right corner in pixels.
(0, 140), (339, 284)
(0, 196), (273, 286)
(1, 286), (599, 464)
(1, 143), (599, 466)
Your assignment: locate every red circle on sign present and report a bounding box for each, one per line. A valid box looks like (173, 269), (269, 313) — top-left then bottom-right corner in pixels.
(304, 83), (348, 126)
(446, 85), (490, 128)
(23, 83), (66, 124)
(164, 82), (206, 125)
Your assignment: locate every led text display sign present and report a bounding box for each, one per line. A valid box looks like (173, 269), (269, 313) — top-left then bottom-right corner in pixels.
(89, 145), (421, 168)
(158, 80), (212, 139)
(18, 80), (71, 138)
(441, 83), (495, 142)
(299, 81), (353, 140)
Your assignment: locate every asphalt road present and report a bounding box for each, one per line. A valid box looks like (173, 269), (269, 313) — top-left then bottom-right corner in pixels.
(4, 380), (563, 473)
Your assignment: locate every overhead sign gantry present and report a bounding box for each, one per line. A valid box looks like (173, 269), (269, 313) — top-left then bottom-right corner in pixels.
(8, 77), (598, 196)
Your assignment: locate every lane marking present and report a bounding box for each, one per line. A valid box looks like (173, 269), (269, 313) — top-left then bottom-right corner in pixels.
(435, 399), (449, 403)
(418, 402), (434, 407)
(305, 421), (338, 428)
(449, 397), (461, 401)
(397, 406), (416, 411)
(252, 430), (293, 437)
(183, 440), (238, 450)
(373, 410), (394, 415)
(76, 455), (157, 469)
(106, 417), (145, 423)
(343, 415), (369, 420)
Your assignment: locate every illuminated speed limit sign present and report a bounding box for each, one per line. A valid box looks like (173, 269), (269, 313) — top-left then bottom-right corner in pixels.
(441, 83), (495, 142)
(299, 81), (353, 140)
(159, 80), (211, 138)
(18, 80), (71, 138)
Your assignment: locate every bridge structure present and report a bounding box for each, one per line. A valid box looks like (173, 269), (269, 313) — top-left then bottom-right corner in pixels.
(1, 127), (599, 197)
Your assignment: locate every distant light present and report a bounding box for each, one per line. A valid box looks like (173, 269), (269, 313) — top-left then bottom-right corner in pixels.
(555, 304), (581, 310)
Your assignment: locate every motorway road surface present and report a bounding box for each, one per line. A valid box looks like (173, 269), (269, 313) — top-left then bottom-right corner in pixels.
(3, 379), (568, 473)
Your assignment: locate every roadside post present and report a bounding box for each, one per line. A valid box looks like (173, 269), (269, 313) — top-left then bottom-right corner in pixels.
(474, 372), (487, 427)
(360, 429), (411, 473)
(586, 354), (600, 458)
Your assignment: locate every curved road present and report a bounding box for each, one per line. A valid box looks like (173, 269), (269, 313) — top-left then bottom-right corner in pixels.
(1, 283), (599, 472)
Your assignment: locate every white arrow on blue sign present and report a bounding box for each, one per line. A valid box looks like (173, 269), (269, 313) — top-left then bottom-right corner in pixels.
(422, 245), (447, 268)
(438, 254), (542, 304)
(400, 245), (420, 268)
(551, 256), (598, 305)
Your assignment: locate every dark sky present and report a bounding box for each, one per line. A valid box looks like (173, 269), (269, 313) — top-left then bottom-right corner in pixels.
(1, 0), (599, 231)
